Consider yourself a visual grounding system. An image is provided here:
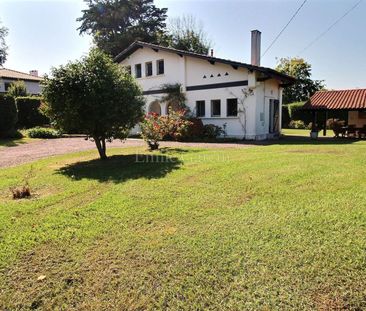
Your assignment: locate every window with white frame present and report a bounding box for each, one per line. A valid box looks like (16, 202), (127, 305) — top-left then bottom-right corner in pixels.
(135, 64), (142, 78)
(211, 100), (221, 117)
(145, 62), (153, 76)
(196, 100), (205, 117)
(227, 98), (238, 116)
(157, 59), (164, 75)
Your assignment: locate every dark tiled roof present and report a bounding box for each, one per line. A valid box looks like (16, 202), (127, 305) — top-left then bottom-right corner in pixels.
(114, 41), (295, 85)
(303, 89), (366, 110)
(0, 68), (43, 82)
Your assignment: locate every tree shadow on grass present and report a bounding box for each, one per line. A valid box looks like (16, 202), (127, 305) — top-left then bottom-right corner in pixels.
(57, 154), (182, 183)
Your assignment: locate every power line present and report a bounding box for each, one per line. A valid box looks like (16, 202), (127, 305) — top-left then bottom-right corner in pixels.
(261, 0), (307, 59)
(299, 0), (363, 54)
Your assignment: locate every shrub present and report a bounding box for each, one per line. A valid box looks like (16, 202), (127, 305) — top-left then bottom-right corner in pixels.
(0, 94), (18, 138)
(7, 81), (28, 98)
(140, 112), (167, 150)
(185, 117), (204, 138)
(140, 109), (192, 150)
(202, 124), (224, 138)
(16, 96), (49, 128)
(288, 120), (306, 129)
(26, 127), (61, 139)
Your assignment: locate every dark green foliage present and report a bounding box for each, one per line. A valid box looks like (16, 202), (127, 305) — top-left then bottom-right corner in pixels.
(27, 127), (61, 139)
(282, 105), (290, 128)
(77, 0), (168, 57)
(276, 58), (325, 104)
(202, 124), (223, 138)
(16, 97), (49, 128)
(42, 48), (145, 159)
(0, 94), (17, 137)
(287, 102), (312, 124)
(7, 81), (28, 98)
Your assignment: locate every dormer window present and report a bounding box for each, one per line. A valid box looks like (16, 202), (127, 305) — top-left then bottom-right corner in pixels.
(135, 64), (142, 78)
(157, 59), (164, 75)
(145, 62), (153, 77)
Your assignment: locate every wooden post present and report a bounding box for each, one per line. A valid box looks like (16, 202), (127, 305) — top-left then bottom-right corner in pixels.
(312, 111), (317, 130)
(323, 110), (328, 136)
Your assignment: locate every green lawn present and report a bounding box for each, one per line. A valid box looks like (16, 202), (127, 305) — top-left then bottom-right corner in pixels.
(282, 128), (335, 137)
(1, 140), (366, 310)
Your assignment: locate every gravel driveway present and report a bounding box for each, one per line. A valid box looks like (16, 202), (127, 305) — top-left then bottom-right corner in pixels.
(0, 137), (252, 168)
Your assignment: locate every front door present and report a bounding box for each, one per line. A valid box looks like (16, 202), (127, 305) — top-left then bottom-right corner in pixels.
(269, 99), (280, 133)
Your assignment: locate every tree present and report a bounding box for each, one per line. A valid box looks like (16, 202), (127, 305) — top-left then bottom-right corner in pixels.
(276, 57), (324, 104)
(0, 21), (8, 66)
(42, 48), (145, 159)
(7, 81), (28, 98)
(164, 15), (211, 54)
(77, 0), (168, 57)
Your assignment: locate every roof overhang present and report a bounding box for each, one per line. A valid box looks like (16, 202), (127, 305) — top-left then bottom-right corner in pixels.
(114, 41), (296, 86)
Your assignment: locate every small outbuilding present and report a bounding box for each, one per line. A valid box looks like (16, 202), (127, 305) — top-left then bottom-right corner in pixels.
(303, 88), (366, 137)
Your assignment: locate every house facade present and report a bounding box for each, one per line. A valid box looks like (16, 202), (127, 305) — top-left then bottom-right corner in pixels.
(0, 68), (42, 95)
(116, 30), (294, 140)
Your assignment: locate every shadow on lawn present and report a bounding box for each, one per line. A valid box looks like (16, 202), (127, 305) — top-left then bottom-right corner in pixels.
(57, 154), (182, 183)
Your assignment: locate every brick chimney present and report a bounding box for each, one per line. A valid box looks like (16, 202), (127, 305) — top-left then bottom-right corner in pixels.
(29, 70), (38, 77)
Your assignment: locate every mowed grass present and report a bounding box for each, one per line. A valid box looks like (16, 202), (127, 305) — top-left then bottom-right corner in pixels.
(1, 140), (366, 310)
(282, 128), (335, 137)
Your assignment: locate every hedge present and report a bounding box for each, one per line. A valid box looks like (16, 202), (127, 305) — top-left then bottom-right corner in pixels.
(283, 102), (349, 128)
(16, 96), (49, 128)
(0, 94), (18, 137)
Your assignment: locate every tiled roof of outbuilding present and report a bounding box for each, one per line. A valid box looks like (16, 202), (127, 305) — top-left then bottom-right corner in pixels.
(303, 89), (366, 110)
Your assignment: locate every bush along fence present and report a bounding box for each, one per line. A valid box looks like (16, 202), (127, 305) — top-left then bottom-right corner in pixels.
(283, 101), (348, 129)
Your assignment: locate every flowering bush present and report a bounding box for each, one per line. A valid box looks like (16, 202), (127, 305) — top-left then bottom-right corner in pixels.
(140, 112), (167, 150)
(140, 109), (192, 150)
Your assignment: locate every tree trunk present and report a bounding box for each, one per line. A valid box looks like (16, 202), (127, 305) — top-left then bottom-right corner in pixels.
(94, 137), (107, 160)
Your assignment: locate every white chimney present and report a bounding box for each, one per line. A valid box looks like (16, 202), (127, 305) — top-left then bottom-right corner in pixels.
(251, 30), (261, 66)
(29, 70), (38, 77)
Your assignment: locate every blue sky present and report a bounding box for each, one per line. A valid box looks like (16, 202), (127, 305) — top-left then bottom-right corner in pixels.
(1, 0), (365, 89)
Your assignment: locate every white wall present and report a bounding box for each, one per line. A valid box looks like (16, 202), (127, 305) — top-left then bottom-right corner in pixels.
(120, 48), (185, 91)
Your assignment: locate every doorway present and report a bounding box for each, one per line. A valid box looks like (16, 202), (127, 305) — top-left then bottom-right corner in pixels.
(269, 99), (280, 133)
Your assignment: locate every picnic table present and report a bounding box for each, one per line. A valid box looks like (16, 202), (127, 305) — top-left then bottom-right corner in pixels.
(337, 125), (366, 138)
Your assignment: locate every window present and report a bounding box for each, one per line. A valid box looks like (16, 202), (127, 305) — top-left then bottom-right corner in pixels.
(4, 82), (11, 91)
(196, 101), (205, 117)
(125, 65), (131, 75)
(145, 62), (153, 77)
(211, 100), (221, 117)
(157, 59), (164, 75)
(227, 98), (238, 116)
(135, 64), (142, 78)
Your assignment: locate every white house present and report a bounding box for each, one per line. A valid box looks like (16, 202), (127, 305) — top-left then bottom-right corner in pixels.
(0, 68), (42, 95)
(116, 30), (294, 140)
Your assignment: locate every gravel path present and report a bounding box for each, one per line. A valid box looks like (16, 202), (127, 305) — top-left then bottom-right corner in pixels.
(0, 137), (253, 168)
